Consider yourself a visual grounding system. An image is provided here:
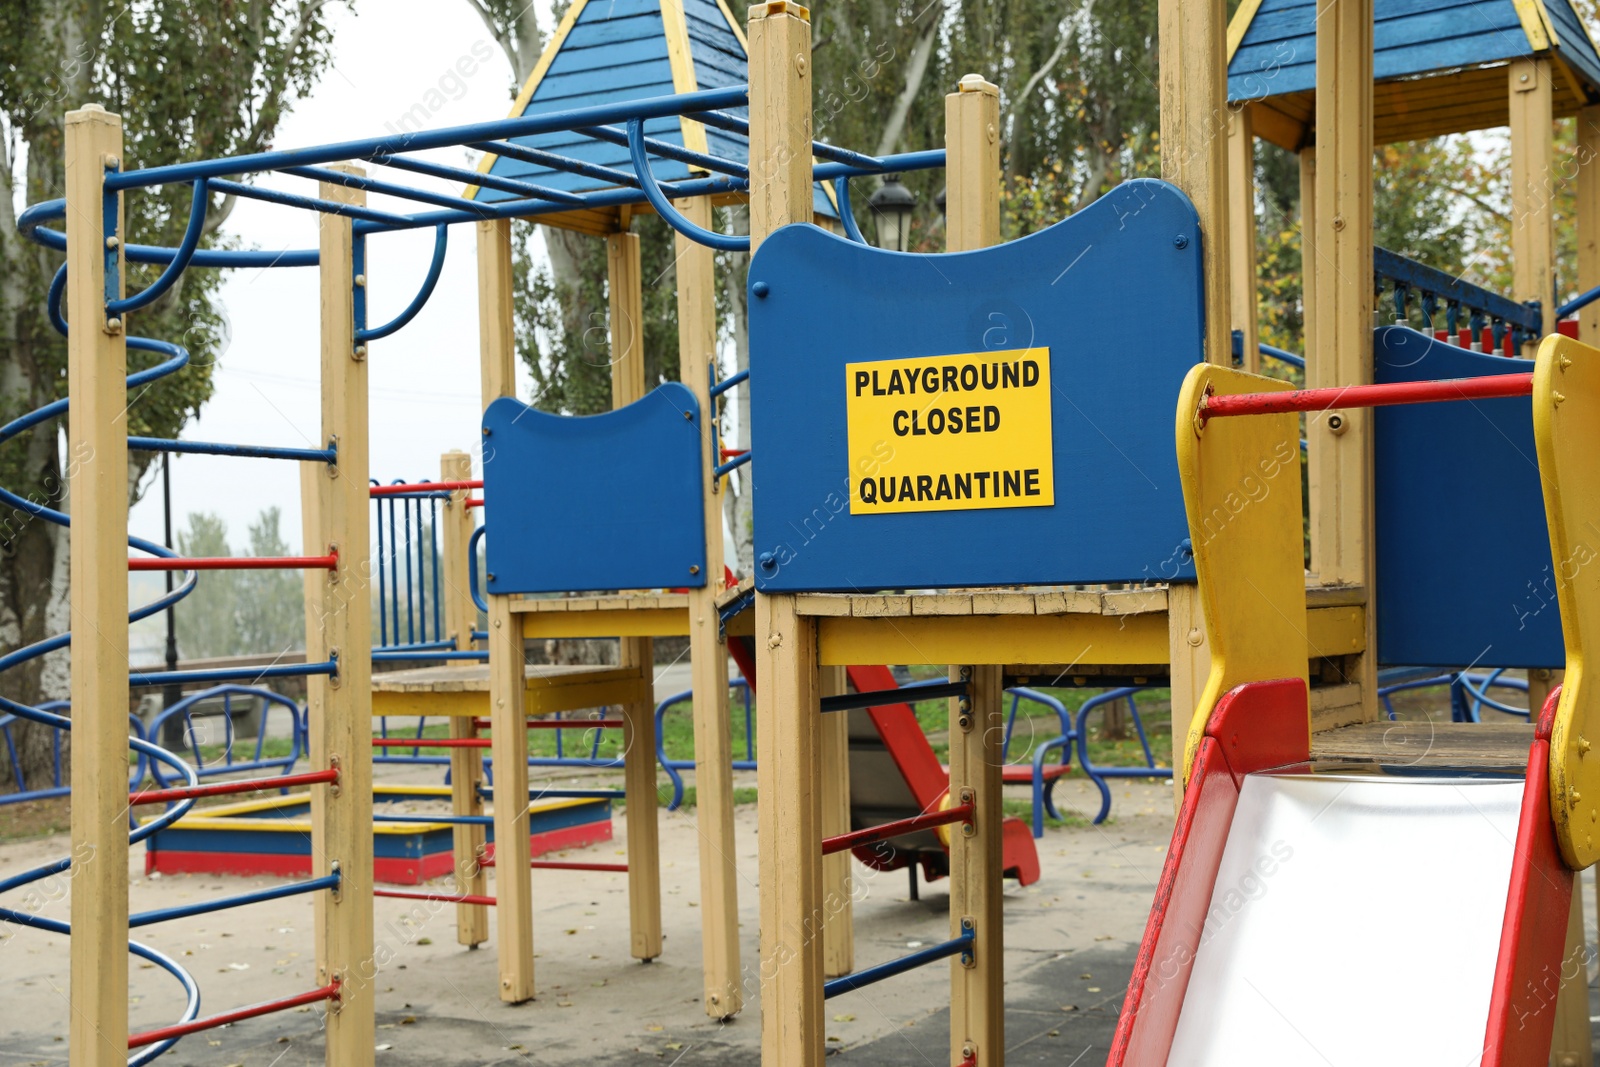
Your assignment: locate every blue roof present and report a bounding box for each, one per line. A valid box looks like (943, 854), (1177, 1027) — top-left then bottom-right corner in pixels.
(1227, 0), (1600, 105)
(472, 0), (836, 220)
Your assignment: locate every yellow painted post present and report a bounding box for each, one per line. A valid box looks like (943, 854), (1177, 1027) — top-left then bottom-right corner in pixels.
(477, 217), (535, 1001)
(949, 665), (1004, 1067)
(1228, 105), (1259, 374)
(676, 194), (743, 1012)
(442, 450), (488, 947)
(1309, 0), (1376, 720)
(65, 103), (129, 1067)
(608, 228), (664, 961)
(311, 167), (375, 1067)
(1166, 585), (1210, 807)
(819, 666), (853, 979)
(1510, 57), (1555, 343)
(944, 73), (1006, 1066)
(1298, 146), (1316, 360)
(1578, 107), (1600, 345)
(1536, 663), (1591, 1067)
(749, 4), (819, 1064)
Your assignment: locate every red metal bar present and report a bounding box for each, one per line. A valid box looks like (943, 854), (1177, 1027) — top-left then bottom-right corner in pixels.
(822, 803), (974, 856)
(129, 768), (339, 806)
(371, 737), (491, 748)
(1199, 373), (1534, 422)
(128, 980), (340, 1048)
(369, 479), (482, 497)
(465, 496), (484, 508)
(719, 448), (748, 459)
(374, 888), (497, 907)
(478, 856), (628, 872)
(128, 553), (338, 571)
(471, 717), (624, 730)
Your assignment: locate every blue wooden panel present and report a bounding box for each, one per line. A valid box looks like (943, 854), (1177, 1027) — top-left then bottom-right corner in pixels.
(748, 179), (1204, 592)
(482, 385), (707, 595)
(1546, 0), (1600, 91)
(1373, 327), (1562, 668)
(1229, 0), (1543, 103)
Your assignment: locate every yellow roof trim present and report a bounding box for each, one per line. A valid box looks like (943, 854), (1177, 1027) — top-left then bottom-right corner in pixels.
(661, 0), (712, 163)
(1512, 0), (1555, 51)
(1226, 0), (1266, 65)
(465, 0), (593, 200)
(716, 0), (750, 51)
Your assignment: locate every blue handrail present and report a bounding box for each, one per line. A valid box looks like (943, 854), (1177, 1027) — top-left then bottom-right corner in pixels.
(107, 178), (209, 316)
(356, 224), (449, 343)
(627, 118), (750, 252)
(833, 177), (870, 245)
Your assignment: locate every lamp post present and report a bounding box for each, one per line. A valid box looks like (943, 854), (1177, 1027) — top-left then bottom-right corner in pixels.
(867, 174), (917, 252)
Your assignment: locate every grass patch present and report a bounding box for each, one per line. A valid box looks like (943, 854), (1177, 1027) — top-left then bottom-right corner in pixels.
(1002, 797), (1093, 830)
(671, 785), (760, 810)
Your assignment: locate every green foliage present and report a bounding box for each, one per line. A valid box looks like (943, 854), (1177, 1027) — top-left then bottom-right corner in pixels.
(174, 508), (305, 659)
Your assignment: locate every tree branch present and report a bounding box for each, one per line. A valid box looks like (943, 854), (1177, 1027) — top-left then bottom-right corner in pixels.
(874, 3), (942, 158)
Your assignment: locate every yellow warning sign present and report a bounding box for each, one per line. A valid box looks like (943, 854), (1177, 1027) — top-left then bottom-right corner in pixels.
(846, 347), (1054, 515)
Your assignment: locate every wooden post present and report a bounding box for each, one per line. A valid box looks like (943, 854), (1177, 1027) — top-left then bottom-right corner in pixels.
(608, 227), (664, 962)
(65, 103), (130, 1067)
(1159, 0), (1232, 780)
(819, 666), (853, 979)
(311, 166), (375, 1067)
(749, 5), (818, 1064)
(442, 449), (488, 947)
(942, 77), (1007, 1063)
(677, 194), (743, 1012)
(1510, 57), (1556, 342)
(478, 216), (535, 1002)
(1158, 0), (1231, 368)
(1228, 105), (1259, 373)
(1299, 147), (1316, 364)
(1309, 0), (1377, 720)
(945, 74), (1000, 251)
(948, 665), (1004, 1067)
(1578, 106), (1600, 345)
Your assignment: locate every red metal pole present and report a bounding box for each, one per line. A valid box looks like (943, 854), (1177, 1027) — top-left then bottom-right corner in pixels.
(374, 888), (497, 907)
(128, 553), (339, 571)
(471, 717), (624, 730)
(465, 497), (484, 508)
(371, 737), (492, 749)
(822, 803), (975, 856)
(369, 480), (482, 497)
(128, 981), (340, 1048)
(1199, 372), (1534, 421)
(128, 767), (339, 806)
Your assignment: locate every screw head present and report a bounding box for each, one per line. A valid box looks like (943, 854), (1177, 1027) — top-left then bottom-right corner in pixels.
(758, 552), (776, 571)
(105, 235), (120, 250)
(689, 564), (701, 575)
(1173, 234), (1189, 250)
(752, 281), (770, 299)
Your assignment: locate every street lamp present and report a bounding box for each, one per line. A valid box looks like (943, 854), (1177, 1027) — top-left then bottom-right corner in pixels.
(867, 174), (917, 252)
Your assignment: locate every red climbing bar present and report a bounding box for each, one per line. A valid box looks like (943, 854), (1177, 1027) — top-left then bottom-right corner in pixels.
(371, 737), (492, 749)
(478, 856), (628, 872)
(128, 980), (341, 1048)
(128, 553), (338, 571)
(129, 768), (339, 806)
(719, 447), (748, 459)
(822, 803), (975, 856)
(374, 888), (497, 907)
(471, 717), (624, 730)
(465, 497), (484, 508)
(369, 479), (482, 496)
(1199, 373), (1534, 421)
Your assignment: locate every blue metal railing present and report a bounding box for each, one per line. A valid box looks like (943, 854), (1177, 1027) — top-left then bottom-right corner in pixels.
(1374, 246), (1541, 348)
(823, 922), (975, 999)
(656, 680), (756, 809)
(144, 685), (305, 790)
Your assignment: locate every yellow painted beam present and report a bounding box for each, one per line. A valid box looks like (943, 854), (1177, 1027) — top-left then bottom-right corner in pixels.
(817, 612), (1171, 667)
(372, 676), (653, 719)
(521, 607), (691, 638)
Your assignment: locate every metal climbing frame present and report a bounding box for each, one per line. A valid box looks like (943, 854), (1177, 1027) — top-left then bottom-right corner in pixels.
(9, 71), (945, 1064)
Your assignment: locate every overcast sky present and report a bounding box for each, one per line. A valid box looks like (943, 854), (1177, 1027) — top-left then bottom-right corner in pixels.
(127, 1), (563, 553)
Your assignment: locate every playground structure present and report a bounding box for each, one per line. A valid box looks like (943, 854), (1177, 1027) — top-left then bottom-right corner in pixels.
(8, 0), (1600, 1065)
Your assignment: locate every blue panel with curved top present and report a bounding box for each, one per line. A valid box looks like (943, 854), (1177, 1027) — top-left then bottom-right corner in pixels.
(482, 383), (707, 595)
(748, 178), (1205, 593)
(1373, 326), (1561, 668)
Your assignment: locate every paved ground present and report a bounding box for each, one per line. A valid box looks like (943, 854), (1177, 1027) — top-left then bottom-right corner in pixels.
(0, 774), (1170, 1066)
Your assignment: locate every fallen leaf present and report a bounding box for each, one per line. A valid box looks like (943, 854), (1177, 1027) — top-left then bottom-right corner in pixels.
(832, 1014), (855, 1022)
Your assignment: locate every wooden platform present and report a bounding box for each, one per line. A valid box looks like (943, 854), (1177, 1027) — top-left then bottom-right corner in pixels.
(789, 585), (1365, 671)
(370, 663), (650, 718)
(510, 593), (691, 638)
(1310, 721), (1535, 771)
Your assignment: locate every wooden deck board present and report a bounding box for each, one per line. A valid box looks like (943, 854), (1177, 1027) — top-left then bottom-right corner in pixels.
(1310, 721), (1534, 771)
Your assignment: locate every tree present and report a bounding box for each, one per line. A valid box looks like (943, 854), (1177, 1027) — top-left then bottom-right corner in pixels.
(0, 1), (346, 788)
(173, 509), (305, 660)
(236, 507), (305, 655)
